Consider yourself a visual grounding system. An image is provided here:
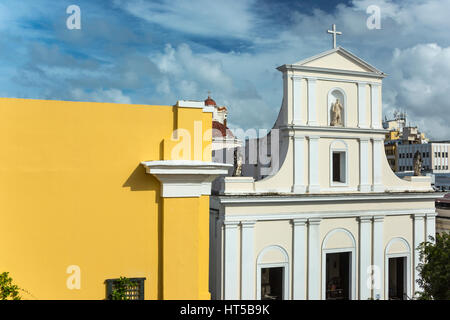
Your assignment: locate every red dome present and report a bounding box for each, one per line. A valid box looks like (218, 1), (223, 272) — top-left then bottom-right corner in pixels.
(204, 96), (216, 106)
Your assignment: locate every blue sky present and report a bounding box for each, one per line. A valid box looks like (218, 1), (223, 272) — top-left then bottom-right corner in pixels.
(0, 0), (449, 139)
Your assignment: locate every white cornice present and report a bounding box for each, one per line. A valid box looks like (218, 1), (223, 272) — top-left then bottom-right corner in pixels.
(141, 160), (232, 198)
(219, 208), (437, 222)
(215, 192), (440, 204)
(175, 100), (214, 113)
(280, 125), (388, 135)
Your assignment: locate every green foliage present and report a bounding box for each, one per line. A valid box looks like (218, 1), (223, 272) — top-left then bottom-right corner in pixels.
(415, 233), (450, 300)
(110, 276), (133, 300)
(0, 272), (21, 300)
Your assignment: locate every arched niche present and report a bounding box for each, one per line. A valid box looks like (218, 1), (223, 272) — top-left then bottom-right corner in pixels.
(256, 245), (290, 300)
(321, 228), (356, 300)
(328, 88), (347, 127)
(384, 237), (412, 300)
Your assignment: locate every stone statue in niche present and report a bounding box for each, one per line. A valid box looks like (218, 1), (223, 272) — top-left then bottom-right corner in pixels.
(233, 148), (242, 177)
(413, 150), (423, 176)
(330, 98), (343, 126)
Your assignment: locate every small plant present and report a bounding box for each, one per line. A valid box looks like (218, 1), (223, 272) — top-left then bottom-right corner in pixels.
(110, 276), (133, 300)
(0, 272), (21, 300)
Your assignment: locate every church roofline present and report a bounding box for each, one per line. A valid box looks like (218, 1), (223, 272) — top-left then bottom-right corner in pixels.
(276, 46), (386, 78)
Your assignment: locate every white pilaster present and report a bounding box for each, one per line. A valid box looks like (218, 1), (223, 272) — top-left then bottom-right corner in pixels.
(308, 136), (320, 193)
(308, 218), (321, 299)
(426, 213), (437, 243)
(413, 214), (425, 295)
(359, 138), (370, 192)
(359, 216), (372, 300)
(292, 218), (307, 300)
(371, 84), (381, 129)
(373, 216), (384, 300)
(292, 135), (306, 193)
(372, 139), (384, 192)
(358, 82), (367, 128)
(292, 76), (303, 125)
(240, 220), (256, 300)
(307, 78), (317, 126)
(224, 221), (239, 300)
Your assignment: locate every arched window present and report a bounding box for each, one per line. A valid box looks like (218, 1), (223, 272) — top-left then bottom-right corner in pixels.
(384, 237), (411, 300)
(330, 140), (348, 186)
(321, 228), (356, 300)
(256, 245), (290, 300)
(328, 88), (347, 127)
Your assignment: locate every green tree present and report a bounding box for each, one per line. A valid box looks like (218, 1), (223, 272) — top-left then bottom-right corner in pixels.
(416, 233), (450, 300)
(0, 272), (21, 300)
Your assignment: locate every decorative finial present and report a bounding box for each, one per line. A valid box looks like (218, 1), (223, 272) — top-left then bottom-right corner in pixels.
(327, 24), (342, 49)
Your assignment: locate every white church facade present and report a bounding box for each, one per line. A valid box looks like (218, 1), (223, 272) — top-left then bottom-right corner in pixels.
(209, 41), (440, 300)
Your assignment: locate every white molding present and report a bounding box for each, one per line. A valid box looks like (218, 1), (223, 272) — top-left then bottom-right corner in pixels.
(280, 124), (388, 135)
(307, 78), (317, 126)
(141, 160), (231, 197)
(281, 65), (385, 79)
(223, 221), (239, 300)
(175, 100), (214, 113)
(256, 245), (290, 300)
(220, 209), (433, 223)
(372, 139), (385, 192)
(425, 214), (436, 243)
(384, 237), (412, 300)
(217, 193), (440, 205)
(413, 215), (425, 295)
(321, 228), (356, 300)
(292, 75), (382, 86)
(293, 135), (306, 193)
(373, 216), (384, 300)
(308, 218), (321, 299)
(308, 136), (320, 193)
(241, 221), (256, 300)
(370, 84), (381, 129)
(292, 218), (307, 300)
(359, 218), (372, 299)
(358, 82), (367, 128)
(359, 139), (370, 192)
(292, 77), (303, 125)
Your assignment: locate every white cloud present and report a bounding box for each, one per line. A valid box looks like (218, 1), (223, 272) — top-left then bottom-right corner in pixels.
(114, 0), (256, 39)
(71, 88), (132, 104)
(387, 43), (450, 140)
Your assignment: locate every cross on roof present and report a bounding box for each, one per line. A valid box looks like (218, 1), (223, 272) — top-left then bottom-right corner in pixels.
(327, 24), (342, 49)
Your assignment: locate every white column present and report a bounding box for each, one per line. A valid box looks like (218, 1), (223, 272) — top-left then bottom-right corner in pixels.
(307, 78), (317, 126)
(358, 82), (367, 128)
(223, 221), (239, 300)
(426, 213), (437, 243)
(292, 218), (307, 300)
(371, 84), (381, 129)
(308, 136), (320, 193)
(292, 135), (306, 193)
(359, 216), (372, 300)
(240, 220), (256, 300)
(359, 138), (370, 192)
(372, 139), (384, 192)
(373, 216), (384, 300)
(292, 76), (303, 125)
(308, 218), (321, 299)
(413, 214), (425, 295)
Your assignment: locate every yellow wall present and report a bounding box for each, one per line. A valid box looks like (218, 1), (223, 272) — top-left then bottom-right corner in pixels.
(0, 98), (212, 299)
